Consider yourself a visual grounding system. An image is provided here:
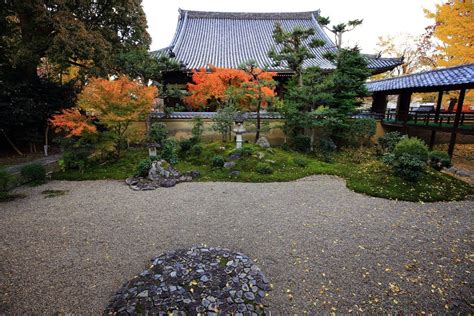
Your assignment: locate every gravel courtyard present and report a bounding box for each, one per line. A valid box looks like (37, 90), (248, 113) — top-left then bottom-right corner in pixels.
(0, 176), (472, 314)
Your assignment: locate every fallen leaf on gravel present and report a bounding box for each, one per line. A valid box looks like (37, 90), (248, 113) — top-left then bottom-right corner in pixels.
(389, 282), (401, 294)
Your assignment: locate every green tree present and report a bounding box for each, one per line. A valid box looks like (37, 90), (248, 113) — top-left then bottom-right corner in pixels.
(281, 48), (370, 150)
(116, 48), (181, 83)
(239, 61), (277, 141)
(325, 47), (370, 116)
(1, 0), (151, 82)
(268, 23), (325, 86)
(211, 106), (237, 142)
(317, 16), (363, 49)
(0, 0), (156, 154)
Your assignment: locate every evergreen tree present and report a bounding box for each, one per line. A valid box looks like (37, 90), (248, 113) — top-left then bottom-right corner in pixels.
(268, 23), (325, 86)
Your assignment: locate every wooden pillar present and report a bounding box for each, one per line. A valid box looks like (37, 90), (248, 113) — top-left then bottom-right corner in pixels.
(371, 92), (388, 114)
(429, 90), (443, 150)
(396, 91), (412, 134)
(448, 88), (466, 158)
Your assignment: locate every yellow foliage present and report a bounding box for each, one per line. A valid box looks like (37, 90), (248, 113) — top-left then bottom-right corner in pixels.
(425, 1), (474, 67)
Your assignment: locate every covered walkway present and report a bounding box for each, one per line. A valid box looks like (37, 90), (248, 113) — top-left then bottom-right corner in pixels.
(367, 63), (474, 157)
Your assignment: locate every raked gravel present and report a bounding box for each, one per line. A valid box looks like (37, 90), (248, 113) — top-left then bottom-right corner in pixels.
(0, 176), (472, 314)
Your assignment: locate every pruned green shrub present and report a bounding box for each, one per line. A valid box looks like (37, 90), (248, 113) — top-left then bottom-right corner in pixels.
(211, 105), (236, 141)
(211, 155), (225, 168)
(240, 146), (254, 157)
(391, 137), (429, 181)
(256, 163), (274, 174)
(393, 138), (429, 161)
(190, 144), (203, 156)
(341, 118), (376, 147)
(147, 122), (168, 145)
(281, 142), (290, 151)
(392, 154), (427, 181)
(135, 158), (153, 177)
(191, 117), (204, 143)
(318, 137), (337, 162)
(293, 135), (311, 153)
(0, 169), (11, 192)
(293, 157), (308, 167)
(63, 150), (90, 172)
(21, 163), (46, 186)
(429, 150), (451, 171)
(378, 131), (403, 153)
(232, 146), (254, 157)
(161, 139), (179, 164)
(179, 139), (193, 152)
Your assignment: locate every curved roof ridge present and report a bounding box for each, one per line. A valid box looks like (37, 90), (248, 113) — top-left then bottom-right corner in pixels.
(178, 9), (321, 20)
(173, 10), (188, 51)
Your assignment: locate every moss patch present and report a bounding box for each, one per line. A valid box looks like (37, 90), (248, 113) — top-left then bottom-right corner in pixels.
(0, 192), (26, 203)
(41, 189), (69, 198)
(53, 142), (473, 202)
(53, 148), (148, 180)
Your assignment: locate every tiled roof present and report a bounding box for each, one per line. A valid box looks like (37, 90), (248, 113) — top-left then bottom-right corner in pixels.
(367, 63), (474, 93)
(152, 9), (402, 73)
(150, 111), (283, 120)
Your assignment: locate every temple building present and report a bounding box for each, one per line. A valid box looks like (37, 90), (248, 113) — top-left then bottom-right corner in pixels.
(153, 9), (402, 107)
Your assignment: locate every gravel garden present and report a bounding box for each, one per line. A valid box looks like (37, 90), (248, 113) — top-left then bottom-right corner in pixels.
(0, 177), (472, 314)
(1, 2), (472, 315)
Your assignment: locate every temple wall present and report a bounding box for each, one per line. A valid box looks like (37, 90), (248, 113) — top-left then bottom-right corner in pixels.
(157, 118), (287, 145)
(154, 120), (386, 145)
(126, 119), (473, 146)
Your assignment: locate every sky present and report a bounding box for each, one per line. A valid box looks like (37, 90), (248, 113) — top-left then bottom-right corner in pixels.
(143, 0), (439, 53)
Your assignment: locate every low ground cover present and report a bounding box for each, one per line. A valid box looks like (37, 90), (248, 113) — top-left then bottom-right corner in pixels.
(53, 142), (472, 202)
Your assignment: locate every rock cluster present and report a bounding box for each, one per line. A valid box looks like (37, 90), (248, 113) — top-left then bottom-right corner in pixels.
(256, 137), (270, 149)
(126, 160), (199, 190)
(104, 247), (271, 315)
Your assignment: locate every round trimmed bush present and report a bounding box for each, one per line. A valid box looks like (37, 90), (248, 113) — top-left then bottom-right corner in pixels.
(391, 137), (429, 181)
(211, 155), (225, 168)
(190, 144), (203, 156)
(393, 138), (429, 162)
(240, 146), (254, 157)
(256, 163), (273, 175)
(179, 139), (193, 152)
(162, 139), (179, 164)
(378, 131), (403, 153)
(293, 135), (311, 153)
(21, 163), (46, 186)
(135, 158), (153, 177)
(429, 150), (451, 171)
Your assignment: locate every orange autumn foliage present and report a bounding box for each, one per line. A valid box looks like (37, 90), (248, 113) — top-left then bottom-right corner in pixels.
(50, 76), (157, 158)
(50, 108), (97, 137)
(185, 66), (276, 109)
(78, 76), (157, 125)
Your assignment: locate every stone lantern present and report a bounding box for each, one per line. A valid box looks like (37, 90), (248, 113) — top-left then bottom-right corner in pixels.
(147, 142), (160, 158)
(233, 112), (246, 149)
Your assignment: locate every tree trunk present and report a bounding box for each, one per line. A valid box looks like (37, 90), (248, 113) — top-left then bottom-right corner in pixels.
(297, 70), (303, 87)
(1, 129), (23, 156)
(255, 104), (261, 142)
(44, 124), (49, 156)
(309, 105), (315, 151)
(17, 11), (41, 82)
